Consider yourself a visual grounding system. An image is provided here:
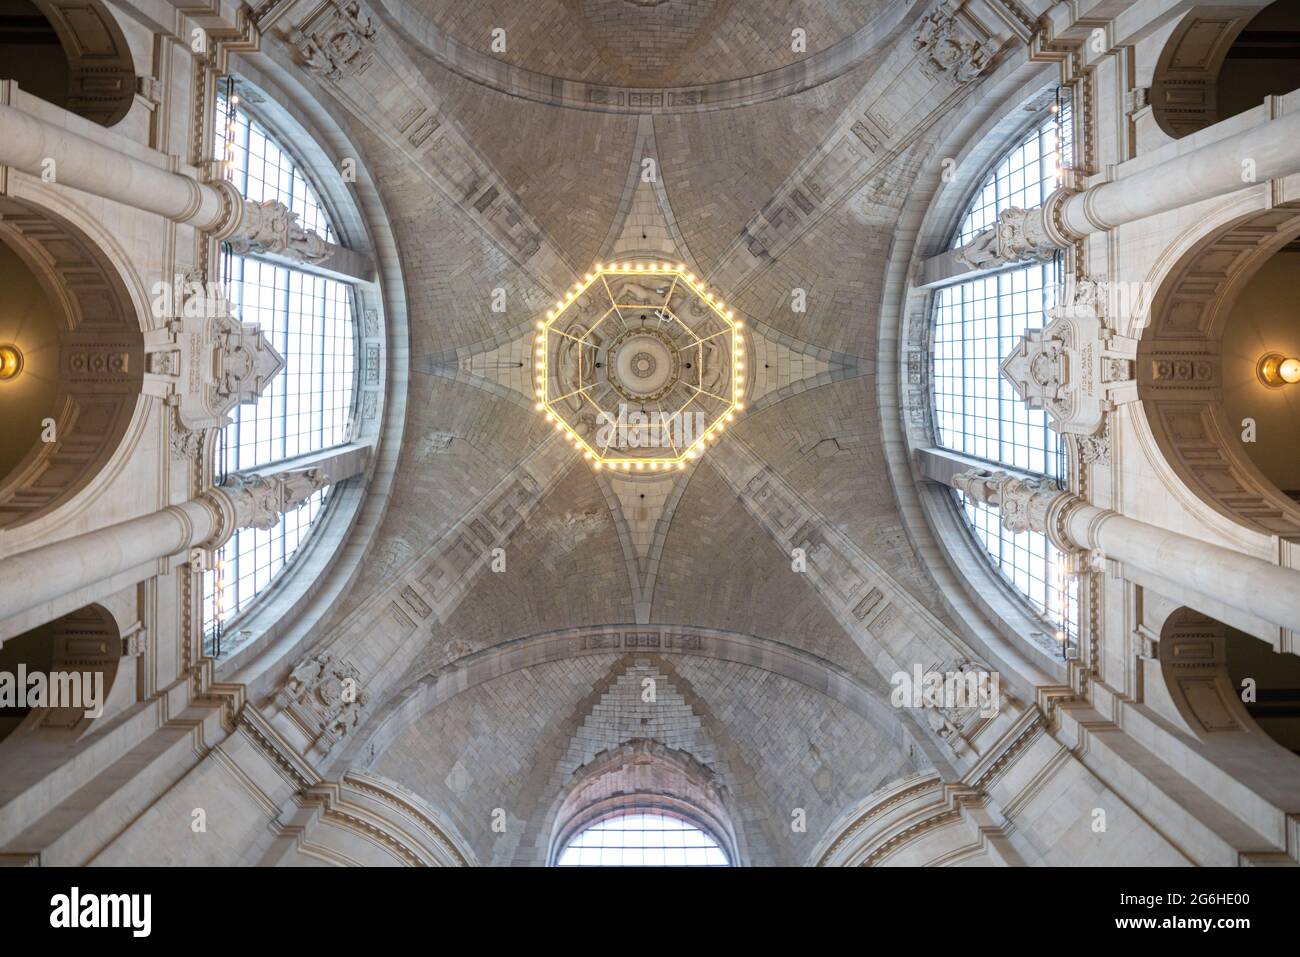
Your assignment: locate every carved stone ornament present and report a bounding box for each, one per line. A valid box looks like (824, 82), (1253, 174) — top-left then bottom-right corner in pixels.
(218, 468), (331, 531)
(169, 426), (206, 463)
(213, 314), (286, 419)
(145, 276), (285, 459)
(955, 206), (1061, 270)
(999, 279), (1138, 439)
(227, 198), (331, 264)
(1075, 420), (1111, 466)
(276, 651), (370, 753)
(912, 0), (1000, 84)
(292, 0), (377, 82)
(952, 468), (1067, 536)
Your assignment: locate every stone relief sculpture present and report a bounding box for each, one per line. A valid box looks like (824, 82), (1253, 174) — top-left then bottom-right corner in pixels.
(697, 336), (726, 395)
(952, 468), (1065, 536)
(277, 650), (370, 755)
(291, 0), (377, 82)
(617, 279), (670, 306)
(555, 323), (601, 417)
(219, 468), (331, 531)
(954, 206), (1062, 269)
(144, 280), (285, 461)
(911, 0), (1000, 84)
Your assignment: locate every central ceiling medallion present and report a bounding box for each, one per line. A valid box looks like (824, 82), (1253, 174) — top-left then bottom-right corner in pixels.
(534, 262), (745, 471)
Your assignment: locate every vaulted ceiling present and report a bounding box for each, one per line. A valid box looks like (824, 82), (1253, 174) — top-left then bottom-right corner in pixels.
(311, 0), (989, 856)
(405, 0), (889, 87)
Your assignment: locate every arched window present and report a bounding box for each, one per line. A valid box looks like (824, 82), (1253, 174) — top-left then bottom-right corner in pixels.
(202, 90), (357, 651)
(555, 808), (731, 867)
(931, 98), (1079, 642)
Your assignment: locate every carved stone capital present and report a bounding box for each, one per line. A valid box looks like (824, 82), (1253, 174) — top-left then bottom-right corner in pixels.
(218, 467), (331, 532)
(994, 206), (1061, 260)
(952, 468), (1069, 536)
(227, 198), (331, 264)
(953, 204), (1065, 270)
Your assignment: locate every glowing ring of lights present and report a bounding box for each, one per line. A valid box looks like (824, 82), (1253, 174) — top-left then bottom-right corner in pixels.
(533, 262), (745, 471)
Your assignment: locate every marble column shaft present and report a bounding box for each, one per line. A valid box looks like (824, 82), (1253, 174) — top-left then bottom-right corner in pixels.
(0, 103), (234, 232)
(948, 465), (1300, 632)
(0, 102), (359, 274)
(1055, 105), (1300, 238)
(0, 496), (229, 623)
(0, 449), (368, 623)
(931, 105), (1300, 283)
(1058, 500), (1300, 631)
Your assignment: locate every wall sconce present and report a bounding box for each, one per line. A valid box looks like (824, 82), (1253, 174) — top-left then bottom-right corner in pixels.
(0, 344), (22, 381)
(1258, 353), (1300, 387)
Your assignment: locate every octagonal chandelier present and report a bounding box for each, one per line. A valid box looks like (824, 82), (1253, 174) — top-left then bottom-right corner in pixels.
(534, 262), (745, 470)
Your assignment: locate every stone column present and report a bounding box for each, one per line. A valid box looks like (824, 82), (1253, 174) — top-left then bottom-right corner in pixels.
(1052, 105), (1300, 239)
(948, 466), (1300, 632)
(0, 451), (366, 623)
(0, 101), (352, 269)
(926, 104), (1300, 284)
(0, 102), (235, 231)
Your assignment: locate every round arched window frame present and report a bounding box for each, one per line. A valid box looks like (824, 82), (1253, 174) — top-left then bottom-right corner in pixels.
(929, 100), (1080, 646)
(554, 805), (731, 867)
(201, 89), (359, 654)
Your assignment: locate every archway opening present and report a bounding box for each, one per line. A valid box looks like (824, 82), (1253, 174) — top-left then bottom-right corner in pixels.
(1220, 239), (1300, 503)
(0, 0), (70, 107)
(1138, 208), (1300, 536)
(0, 197), (144, 530)
(546, 738), (742, 866)
(0, 603), (121, 744)
(1226, 626), (1300, 756)
(1150, 0), (1300, 139)
(0, 0), (135, 126)
(1218, 0), (1300, 123)
(928, 101), (1080, 649)
(0, 233), (61, 487)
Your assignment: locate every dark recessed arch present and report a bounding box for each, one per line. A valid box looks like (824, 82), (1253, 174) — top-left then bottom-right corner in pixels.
(0, 0), (136, 126)
(1148, 1), (1299, 140)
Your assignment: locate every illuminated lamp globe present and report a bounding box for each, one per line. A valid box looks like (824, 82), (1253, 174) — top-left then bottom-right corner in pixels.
(0, 344), (22, 381)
